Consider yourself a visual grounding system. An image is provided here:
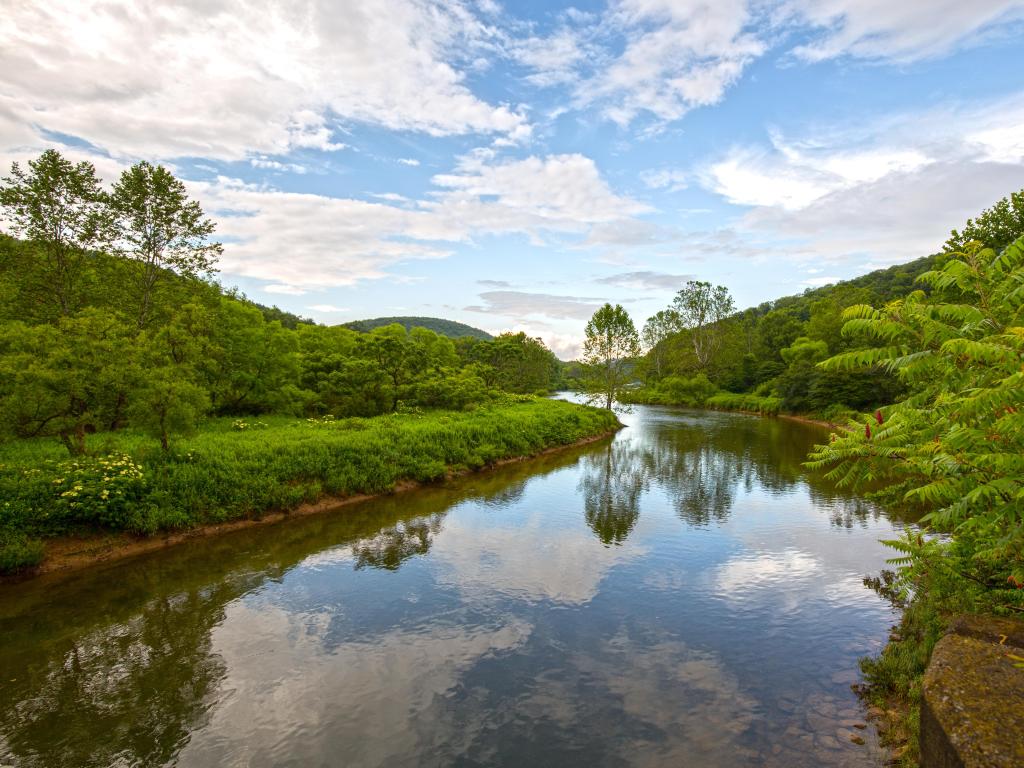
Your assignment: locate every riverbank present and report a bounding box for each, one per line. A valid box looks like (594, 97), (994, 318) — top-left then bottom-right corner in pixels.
(0, 398), (621, 578)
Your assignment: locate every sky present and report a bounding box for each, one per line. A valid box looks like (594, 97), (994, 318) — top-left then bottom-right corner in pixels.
(2, 0), (1024, 358)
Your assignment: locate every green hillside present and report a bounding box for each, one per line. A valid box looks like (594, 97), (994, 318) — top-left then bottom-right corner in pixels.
(344, 316), (493, 340)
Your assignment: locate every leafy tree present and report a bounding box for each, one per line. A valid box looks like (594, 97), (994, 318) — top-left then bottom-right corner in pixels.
(641, 309), (680, 381)
(581, 303), (640, 409)
(945, 188), (1024, 254)
(128, 311), (212, 450)
(670, 281), (735, 372)
(207, 299), (302, 414)
(108, 162), (222, 329)
(367, 324), (420, 411)
(0, 310), (135, 454)
(0, 150), (112, 318)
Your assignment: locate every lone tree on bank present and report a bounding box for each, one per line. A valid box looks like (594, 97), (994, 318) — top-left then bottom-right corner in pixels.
(581, 303), (640, 409)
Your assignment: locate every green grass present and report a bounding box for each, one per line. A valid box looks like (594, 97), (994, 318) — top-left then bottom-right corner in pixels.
(705, 392), (783, 415)
(0, 398), (619, 572)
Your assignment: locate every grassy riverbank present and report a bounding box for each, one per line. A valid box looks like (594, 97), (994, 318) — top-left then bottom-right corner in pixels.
(0, 397), (620, 574)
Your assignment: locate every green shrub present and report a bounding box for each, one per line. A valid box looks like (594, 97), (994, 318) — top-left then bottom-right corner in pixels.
(705, 392), (783, 415)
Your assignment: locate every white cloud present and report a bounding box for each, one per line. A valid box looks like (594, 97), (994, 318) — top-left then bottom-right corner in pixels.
(264, 284), (309, 295)
(0, 0), (530, 161)
(187, 151), (649, 292)
(573, 0), (765, 126)
(780, 0), (1024, 62)
(595, 271), (694, 290)
(640, 167), (688, 191)
(428, 152), (650, 238)
(697, 94), (1024, 265)
(306, 304), (349, 312)
(396, 158), (421, 166)
(250, 157), (310, 174)
(465, 290), (606, 321)
(704, 142), (931, 211)
(511, 28), (591, 87)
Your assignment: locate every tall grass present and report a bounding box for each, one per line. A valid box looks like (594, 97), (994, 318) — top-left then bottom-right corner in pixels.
(0, 398), (619, 572)
(705, 392), (783, 415)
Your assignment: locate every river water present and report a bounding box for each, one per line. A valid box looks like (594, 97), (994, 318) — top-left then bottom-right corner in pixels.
(0, 406), (905, 767)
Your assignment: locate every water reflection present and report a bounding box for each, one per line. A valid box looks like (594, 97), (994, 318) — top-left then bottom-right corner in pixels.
(0, 408), (904, 768)
(352, 512), (446, 571)
(579, 440), (648, 545)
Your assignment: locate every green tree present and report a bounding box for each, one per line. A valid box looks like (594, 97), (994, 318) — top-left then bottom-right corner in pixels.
(581, 303), (640, 409)
(0, 310), (135, 454)
(671, 281), (735, 372)
(128, 310), (213, 450)
(0, 150), (112, 318)
(945, 188), (1024, 254)
(108, 162), (222, 329)
(641, 309), (681, 381)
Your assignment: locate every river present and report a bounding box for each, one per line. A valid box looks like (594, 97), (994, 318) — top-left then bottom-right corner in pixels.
(0, 405), (904, 767)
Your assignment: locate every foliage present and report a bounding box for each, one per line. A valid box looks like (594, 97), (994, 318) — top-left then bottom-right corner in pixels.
(808, 238), (1024, 585)
(705, 392), (783, 415)
(580, 303), (640, 409)
(670, 280), (735, 372)
(108, 161), (221, 328)
(0, 151), (570, 464)
(619, 374), (718, 407)
(946, 188), (1024, 254)
(0, 149), (113, 318)
(640, 309), (680, 380)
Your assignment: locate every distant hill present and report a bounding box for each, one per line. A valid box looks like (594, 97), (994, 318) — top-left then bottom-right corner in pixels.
(343, 316), (493, 340)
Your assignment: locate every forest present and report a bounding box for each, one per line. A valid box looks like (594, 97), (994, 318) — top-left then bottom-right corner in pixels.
(0, 150), (614, 573)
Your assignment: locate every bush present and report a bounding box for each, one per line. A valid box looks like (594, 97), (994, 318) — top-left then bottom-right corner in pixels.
(705, 392), (783, 415)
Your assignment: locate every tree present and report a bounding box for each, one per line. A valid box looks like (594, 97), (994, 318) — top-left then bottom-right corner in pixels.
(0, 310), (136, 454)
(641, 309), (680, 381)
(945, 188), (1024, 254)
(0, 150), (112, 318)
(581, 303), (640, 409)
(108, 162), (222, 329)
(128, 310), (212, 451)
(670, 281), (735, 372)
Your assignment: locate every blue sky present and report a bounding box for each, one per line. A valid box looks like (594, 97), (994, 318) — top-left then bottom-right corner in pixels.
(2, 1), (1024, 356)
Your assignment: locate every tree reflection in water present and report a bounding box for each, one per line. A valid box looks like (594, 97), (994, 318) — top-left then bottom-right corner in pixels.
(578, 439), (649, 545)
(353, 513), (446, 570)
(577, 408), (896, 543)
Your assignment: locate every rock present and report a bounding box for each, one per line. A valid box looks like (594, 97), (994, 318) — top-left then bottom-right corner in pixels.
(852, 723), (867, 730)
(835, 728), (858, 743)
(850, 735), (865, 746)
(921, 614), (1024, 767)
(866, 706), (885, 719)
(815, 734), (842, 750)
(830, 669), (860, 685)
(805, 712), (836, 733)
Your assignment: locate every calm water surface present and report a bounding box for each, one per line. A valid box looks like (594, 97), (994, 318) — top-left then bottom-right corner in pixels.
(0, 406), (905, 767)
